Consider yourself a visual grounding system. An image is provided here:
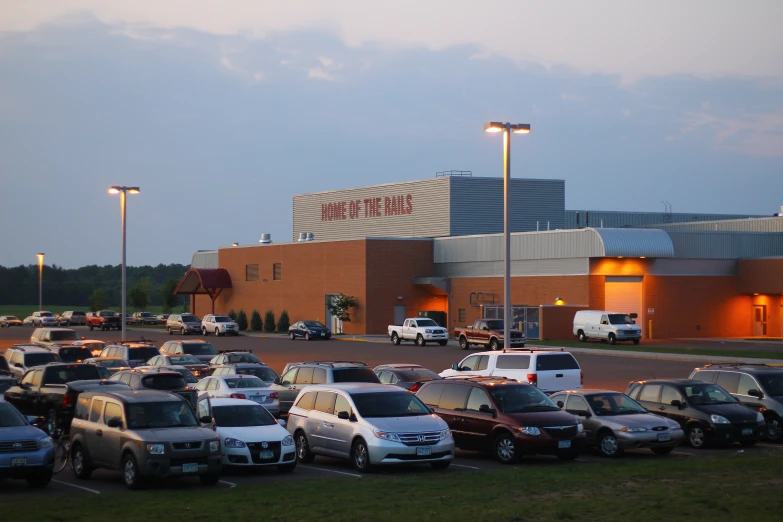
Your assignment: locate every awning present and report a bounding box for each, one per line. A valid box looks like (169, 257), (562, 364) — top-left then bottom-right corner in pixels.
(174, 268), (232, 314)
(413, 276), (449, 296)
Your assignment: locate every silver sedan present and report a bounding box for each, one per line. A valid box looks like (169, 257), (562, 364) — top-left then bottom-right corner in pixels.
(194, 374), (279, 417)
(550, 389), (684, 457)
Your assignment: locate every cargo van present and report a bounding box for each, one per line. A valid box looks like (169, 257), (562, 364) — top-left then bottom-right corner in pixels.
(573, 310), (641, 345)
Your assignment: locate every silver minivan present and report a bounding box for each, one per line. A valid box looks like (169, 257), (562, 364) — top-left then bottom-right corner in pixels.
(286, 383), (454, 472)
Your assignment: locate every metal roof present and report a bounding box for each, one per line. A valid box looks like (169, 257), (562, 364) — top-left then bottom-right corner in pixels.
(649, 216), (783, 233)
(593, 228), (675, 257)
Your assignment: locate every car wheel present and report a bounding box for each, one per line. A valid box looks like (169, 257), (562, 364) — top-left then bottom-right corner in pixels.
(459, 336), (469, 350)
(764, 415), (782, 443)
(88, 323), (94, 331)
(598, 432), (622, 458)
(430, 460), (451, 470)
(277, 462), (297, 473)
(71, 444), (92, 479)
(351, 438), (373, 473)
(122, 453), (144, 490)
(688, 425), (707, 449)
(305, 333), (311, 341)
(391, 333), (400, 345)
(167, 327), (172, 335)
(65, 321), (70, 327)
(295, 431), (315, 463)
(494, 433), (520, 464)
(199, 473), (220, 486)
(652, 446), (674, 455)
(489, 338), (500, 351)
(46, 409), (59, 436)
(202, 328), (207, 336)
(438, 340), (448, 346)
(181, 327), (186, 335)
(416, 334), (426, 347)
(215, 328), (220, 337)
(608, 333), (617, 345)
(26, 471), (52, 489)
(578, 330), (587, 342)
(290, 331), (296, 341)
(633, 339), (640, 345)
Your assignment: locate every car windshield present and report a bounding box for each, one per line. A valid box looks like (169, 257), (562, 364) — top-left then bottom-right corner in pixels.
(0, 402), (27, 428)
(140, 313), (152, 317)
(126, 401), (198, 429)
(351, 391), (431, 418)
(484, 320), (503, 330)
(757, 374), (783, 397)
(99, 311), (116, 317)
(681, 383), (737, 405)
(24, 353), (60, 367)
(171, 368), (198, 384)
(488, 386), (560, 413)
(169, 355), (202, 365)
(99, 359), (128, 368)
(71, 312), (85, 316)
(6, 316), (19, 320)
(332, 368), (381, 383)
(181, 315), (200, 323)
(58, 348), (93, 363)
(303, 321), (326, 328)
(398, 369), (440, 382)
(585, 393), (647, 416)
(214, 316), (232, 323)
(213, 405), (276, 427)
(50, 331), (79, 341)
(228, 353), (262, 364)
(128, 347), (160, 361)
(224, 377), (267, 389)
(236, 367), (278, 382)
(608, 314), (635, 325)
(40, 312), (54, 317)
(141, 374), (187, 390)
(415, 319), (438, 327)
(183, 343), (218, 356)
(44, 365), (102, 384)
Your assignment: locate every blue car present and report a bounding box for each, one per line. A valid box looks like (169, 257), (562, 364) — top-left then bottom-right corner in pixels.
(289, 321), (332, 341)
(0, 401), (55, 488)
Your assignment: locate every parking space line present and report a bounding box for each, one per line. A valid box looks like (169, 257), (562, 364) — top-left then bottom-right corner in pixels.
(671, 452), (696, 456)
(219, 480), (237, 486)
(297, 465), (362, 478)
(757, 444), (783, 450)
(52, 479), (101, 494)
(451, 463), (481, 470)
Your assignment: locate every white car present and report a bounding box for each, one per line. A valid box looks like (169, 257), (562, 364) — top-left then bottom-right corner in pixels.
(201, 314), (239, 336)
(199, 397), (296, 471)
(194, 374), (279, 416)
(439, 350), (583, 394)
(31, 311), (58, 327)
(22, 316), (34, 326)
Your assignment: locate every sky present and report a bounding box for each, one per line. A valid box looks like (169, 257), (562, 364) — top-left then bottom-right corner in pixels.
(1, 1), (782, 268)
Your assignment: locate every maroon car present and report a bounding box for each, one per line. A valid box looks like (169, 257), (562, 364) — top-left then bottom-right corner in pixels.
(416, 377), (584, 463)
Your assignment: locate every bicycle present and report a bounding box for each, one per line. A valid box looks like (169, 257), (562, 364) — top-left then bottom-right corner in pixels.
(52, 428), (70, 474)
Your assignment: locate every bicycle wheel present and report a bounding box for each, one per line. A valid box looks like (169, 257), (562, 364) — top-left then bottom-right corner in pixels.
(54, 438), (69, 473)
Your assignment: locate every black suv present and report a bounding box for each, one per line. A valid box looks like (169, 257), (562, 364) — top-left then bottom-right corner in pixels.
(626, 379), (765, 448)
(690, 364), (783, 443)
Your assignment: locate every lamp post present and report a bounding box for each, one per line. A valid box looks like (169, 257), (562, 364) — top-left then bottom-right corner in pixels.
(36, 253), (45, 311)
(109, 186), (140, 341)
(484, 121), (530, 349)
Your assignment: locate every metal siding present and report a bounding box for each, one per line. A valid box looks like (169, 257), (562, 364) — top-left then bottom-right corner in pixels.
(666, 231), (783, 259)
(593, 228), (675, 258)
(653, 217), (783, 233)
(450, 178), (565, 235)
(433, 258), (589, 278)
(564, 210), (763, 229)
(292, 178), (450, 241)
(191, 251), (218, 269)
(646, 259), (737, 276)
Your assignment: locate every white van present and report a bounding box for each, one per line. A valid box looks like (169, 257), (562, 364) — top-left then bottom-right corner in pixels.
(573, 310), (641, 345)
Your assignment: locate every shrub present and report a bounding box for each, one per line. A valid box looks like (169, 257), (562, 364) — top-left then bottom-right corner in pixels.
(263, 310), (276, 332)
(277, 310), (290, 332)
(250, 310), (263, 331)
(235, 309), (248, 331)
(228, 309), (237, 321)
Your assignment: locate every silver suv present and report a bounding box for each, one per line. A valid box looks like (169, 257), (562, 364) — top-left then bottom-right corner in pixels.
(30, 328), (80, 347)
(69, 389), (222, 489)
(59, 311), (87, 326)
(287, 383), (454, 472)
(167, 314), (202, 335)
(4, 345), (61, 379)
(201, 315), (239, 337)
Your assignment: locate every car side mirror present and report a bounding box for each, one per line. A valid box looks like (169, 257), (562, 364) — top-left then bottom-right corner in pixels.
(337, 411), (350, 420)
(281, 380), (290, 386)
(274, 378), (281, 385)
(26, 416), (38, 426)
(81, 336), (86, 340)
(107, 418), (123, 429)
(14, 362), (23, 368)
(556, 401), (564, 408)
(452, 363), (459, 371)
(199, 416), (213, 424)
(748, 389), (764, 399)
(478, 404), (496, 416)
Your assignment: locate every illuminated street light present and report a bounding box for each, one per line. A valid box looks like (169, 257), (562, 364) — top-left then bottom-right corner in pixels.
(108, 186), (140, 341)
(36, 253), (45, 311)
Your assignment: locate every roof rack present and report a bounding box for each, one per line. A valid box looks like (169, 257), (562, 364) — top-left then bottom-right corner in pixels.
(443, 375), (511, 381)
(117, 338), (156, 346)
(218, 349), (252, 354)
(501, 347), (565, 353)
(288, 361), (368, 368)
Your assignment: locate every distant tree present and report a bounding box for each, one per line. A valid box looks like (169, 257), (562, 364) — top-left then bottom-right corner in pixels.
(161, 278), (180, 314)
(263, 310), (276, 332)
(128, 284), (149, 311)
(277, 310), (290, 333)
(183, 300), (190, 313)
(250, 310), (263, 331)
(236, 309), (248, 331)
(228, 309), (237, 320)
(327, 295), (359, 323)
(88, 289), (109, 311)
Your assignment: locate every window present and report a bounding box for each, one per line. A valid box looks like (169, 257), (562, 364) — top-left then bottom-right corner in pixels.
(198, 399), (211, 419)
(31, 370), (43, 387)
(716, 372), (740, 394)
(476, 355), (489, 371)
(21, 371), (36, 386)
(295, 367), (314, 385)
(737, 374), (760, 396)
(273, 263), (282, 281)
(638, 384), (662, 403)
(104, 403), (123, 426)
(458, 309), (466, 323)
(438, 384), (471, 411)
(466, 388), (492, 412)
(246, 264), (259, 281)
(565, 395), (590, 415)
(459, 356), (480, 371)
(334, 394), (353, 417)
(296, 392), (317, 411)
(691, 370), (716, 383)
(332, 368), (380, 383)
(281, 368), (297, 386)
(208, 379), (220, 391)
(74, 397), (90, 420)
(536, 354), (580, 371)
(195, 380), (209, 391)
(417, 383), (445, 407)
(314, 392), (336, 414)
(90, 399), (104, 423)
(661, 386), (683, 405)
(378, 371), (393, 384)
(496, 355), (531, 370)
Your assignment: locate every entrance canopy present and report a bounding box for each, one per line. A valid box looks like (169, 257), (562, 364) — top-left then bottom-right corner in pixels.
(174, 268), (232, 314)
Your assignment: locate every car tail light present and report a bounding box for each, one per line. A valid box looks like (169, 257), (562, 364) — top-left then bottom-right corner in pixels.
(62, 394), (73, 408)
(580, 371), (584, 385)
(527, 373), (538, 386)
(409, 382), (422, 393)
(230, 393), (246, 399)
(269, 392), (278, 399)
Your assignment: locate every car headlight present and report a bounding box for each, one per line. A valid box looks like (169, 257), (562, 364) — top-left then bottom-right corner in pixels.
(147, 444), (165, 454)
(577, 422), (584, 434)
(621, 427), (648, 433)
(38, 436), (54, 449)
(519, 426), (541, 436)
(209, 440), (220, 452)
(282, 435), (294, 446)
(439, 429), (452, 440)
(756, 412), (765, 424)
(710, 414), (730, 425)
(372, 430), (401, 442)
(425, 329), (433, 334)
(224, 438), (246, 448)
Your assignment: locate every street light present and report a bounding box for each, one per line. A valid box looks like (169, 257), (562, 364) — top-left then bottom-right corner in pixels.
(36, 253), (45, 311)
(109, 186), (140, 341)
(484, 121), (531, 349)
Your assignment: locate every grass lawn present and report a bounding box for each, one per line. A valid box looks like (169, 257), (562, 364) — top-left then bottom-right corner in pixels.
(9, 451), (782, 521)
(535, 339), (783, 360)
(0, 305), (186, 318)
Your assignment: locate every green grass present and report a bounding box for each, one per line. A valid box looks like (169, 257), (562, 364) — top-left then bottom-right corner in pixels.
(7, 451), (783, 521)
(535, 339), (783, 360)
(0, 305), (187, 318)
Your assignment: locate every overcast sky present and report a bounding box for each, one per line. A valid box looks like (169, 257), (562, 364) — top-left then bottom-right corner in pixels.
(1, 1), (782, 268)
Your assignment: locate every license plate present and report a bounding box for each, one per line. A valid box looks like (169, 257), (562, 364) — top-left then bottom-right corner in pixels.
(558, 440), (571, 449)
(11, 457), (26, 467)
(252, 395), (266, 402)
(658, 433), (671, 442)
(182, 463), (199, 473)
(416, 447), (432, 456)
(260, 450), (274, 459)
(742, 428), (753, 436)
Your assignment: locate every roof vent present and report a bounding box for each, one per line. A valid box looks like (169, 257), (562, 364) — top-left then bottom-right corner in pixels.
(297, 232), (307, 242)
(306, 232), (315, 241)
(259, 233), (272, 244)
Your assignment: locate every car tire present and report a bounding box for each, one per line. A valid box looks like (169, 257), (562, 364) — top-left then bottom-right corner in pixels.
(199, 473), (220, 486)
(652, 446), (674, 455)
(416, 334), (426, 347)
(215, 328), (220, 337)
(493, 433), (520, 464)
(459, 336), (469, 350)
(305, 333), (311, 341)
(597, 432), (622, 458)
(277, 462), (297, 473)
(430, 460), (451, 470)
(71, 444), (93, 479)
(88, 324), (93, 331)
(202, 327), (207, 336)
(181, 327), (186, 335)
(45, 409), (59, 436)
(633, 339), (640, 345)
(26, 471), (52, 489)
(295, 431), (315, 463)
(608, 333), (617, 345)
(351, 438), (373, 473)
(489, 338), (500, 351)
(122, 453), (144, 490)
(290, 331), (296, 341)
(391, 333), (400, 345)
(687, 425), (707, 449)
(167, 327), (172, 335)
(578, 330), (587, 342)
(556, 450), (579, 461)
(764, 415), (782, 443)
(438, 340), (448, 346)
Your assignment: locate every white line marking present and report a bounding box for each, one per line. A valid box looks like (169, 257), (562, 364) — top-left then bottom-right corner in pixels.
(52, 479), (101, 494)
(298, 465), (362, 478)
(671, 451), (695, 456)
(451, 463), (481, 470)
(219, 480), (237, 486)
(757, 444), (783, 449)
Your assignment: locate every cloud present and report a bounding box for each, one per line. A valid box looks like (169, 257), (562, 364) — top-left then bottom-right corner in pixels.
(670, 109), (783, 157)
(307, 67), (333, 81)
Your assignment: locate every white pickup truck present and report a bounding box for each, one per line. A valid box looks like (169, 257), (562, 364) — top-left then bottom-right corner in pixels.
(388, 318), (450, 346)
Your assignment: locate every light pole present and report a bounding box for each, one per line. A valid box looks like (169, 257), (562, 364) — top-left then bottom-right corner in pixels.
(484, 121), (530, 350)
(109, 186), (140, 341)
(36, 253), (45, 311)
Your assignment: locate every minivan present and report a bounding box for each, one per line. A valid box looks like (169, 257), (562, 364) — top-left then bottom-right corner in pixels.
(573, 310), (641, 345)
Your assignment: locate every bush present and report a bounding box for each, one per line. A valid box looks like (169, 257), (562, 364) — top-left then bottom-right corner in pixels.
(228, 309), (237, 321)
(263, 310), (276, 332)
(277, 310), (290, 332)
(250, 310), (263, 331)
(235, 309), (248, 331)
